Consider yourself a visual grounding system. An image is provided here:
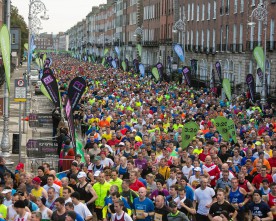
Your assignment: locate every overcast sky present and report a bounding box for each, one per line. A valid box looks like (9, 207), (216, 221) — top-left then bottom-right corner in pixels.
(12, 0), (106, 34)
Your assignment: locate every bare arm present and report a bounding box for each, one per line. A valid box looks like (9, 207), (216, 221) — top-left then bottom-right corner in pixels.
(87, 185), (98, 204)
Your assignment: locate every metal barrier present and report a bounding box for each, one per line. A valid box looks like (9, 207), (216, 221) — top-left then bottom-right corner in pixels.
(23, 157), (74, 174)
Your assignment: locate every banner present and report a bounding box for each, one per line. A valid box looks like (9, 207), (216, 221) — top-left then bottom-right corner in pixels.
(156, 62), (163, 81)
(67, 77), (86, 110)
(40, 84), (52, 101)
(125, 58), (129, 72)
(182, 66), (192, 87)
(136, 44), (142, 57)
(27, 34), (36, 72)
(256, 68), (264, 84)
(65, 99), (76, 150)
(44, 57), (52, 68)
(181, 122), (199, 149)
(152, 67), (159, 81)
(227, 119), (237, 143)
(111, 60), (117, 68)
(115, 46), (120, 56)
(222, 78), (231, 100)
(0, 25), (10, 92)
(253, 46), (265, 72)
(246, 74), (255, 102)
(190, 59), (198, 75)
(122, 61), (127, 71)
(174, 44), (185, 62)
(211, 69), (216, 88)
(214, 116), (229, 141)
(139, 63), (145, 77)
(133, 59), (139, 73)
(41, 68), (60, 108)
(104, 48), (109, 56)
(215, 61), (223, 83)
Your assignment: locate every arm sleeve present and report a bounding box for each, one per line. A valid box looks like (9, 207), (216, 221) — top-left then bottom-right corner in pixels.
(180, 212), (190, 221)
(102, 206), (108, 219)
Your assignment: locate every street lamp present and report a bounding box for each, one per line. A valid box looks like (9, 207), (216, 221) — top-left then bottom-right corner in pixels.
(100, 33), (105, 57)
(173, 19), (186, 60)
(27, 0), (48, 116)
(133, 27), (143, 62)
(248, 1), (268, 108)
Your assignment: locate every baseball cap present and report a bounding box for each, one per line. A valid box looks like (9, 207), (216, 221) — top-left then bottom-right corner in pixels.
(77, 171), (87, 179)
(255, 141), (262, 146)
(2, 189), (12, 194)
(169, 201), (177, 208)
(194, 167), (201, 172)
(94, 171), (101, 177)
(32, 176), (42, 184)
(119, 142), (125, 146)
(16, 162), (24, 170)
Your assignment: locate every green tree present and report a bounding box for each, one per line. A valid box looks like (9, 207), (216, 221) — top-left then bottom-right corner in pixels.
(11, 5), (28, 58)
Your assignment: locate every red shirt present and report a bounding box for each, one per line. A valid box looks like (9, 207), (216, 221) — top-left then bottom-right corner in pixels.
(252, 174), (273, 189)
(199, 152), (209, 162)
(268, 157), (276, 168)
(107, 139), (120, 146)
(268, 193), (276, 218)
(202, 163), (220, 187)
(129, 179), (145, 191)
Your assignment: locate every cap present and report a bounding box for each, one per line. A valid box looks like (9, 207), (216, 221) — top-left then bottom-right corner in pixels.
(14, 200), (26, 208)
(119, 142), (125, 146)
(94, 171), (101, 177)
(169, 201), (177, 208)
(67, 211), (77, 220)
(77, 171), (87, 179)
(100, 151), (106, 156)
(32, 176), (42, 184)
(226, 159), (233, 163)
(16, 162), (24, 170)
(94, 156), (101, 161)
(71, 161), (78, 167)
(2, 189), (12, 194)
(255, 141), (262, 146)
(253, 189), (262, 197)
(194, 167), (201, 172)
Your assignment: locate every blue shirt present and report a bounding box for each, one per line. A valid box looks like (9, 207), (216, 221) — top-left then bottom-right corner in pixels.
(76, 213), (84, 221)
(185, 185), (194, 202)
(133, 197), (154, 221)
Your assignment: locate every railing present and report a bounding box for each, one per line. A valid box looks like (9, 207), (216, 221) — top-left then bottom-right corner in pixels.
(267, 41), (276, 51)
(142, 41), (159, 47)
(246, 41), (261, 51)
(128, 41), (133, 46)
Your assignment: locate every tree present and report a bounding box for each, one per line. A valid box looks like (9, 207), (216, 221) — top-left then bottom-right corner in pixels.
(11, 5), (28, 58)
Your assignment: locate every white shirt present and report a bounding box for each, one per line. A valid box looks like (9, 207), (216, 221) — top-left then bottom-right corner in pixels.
(3, 198), (12, 207)
(43, 183), (60, 198)
(194, 187), (215, 215)
(7, 205), (17, 221)
(100, 157), (114, 167)
(65, 197), (72, 204)
(167, 177), (177, 189)
(111, 212), (133, 221)
(74, 202), (92, 219)
(182, 165), (194, 178)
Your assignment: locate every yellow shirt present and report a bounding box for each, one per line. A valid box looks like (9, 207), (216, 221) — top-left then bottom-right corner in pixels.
(193, 148), (203, 155)
(31, 187), (43, 198)
(0, 204), (7, 219)
(158, 166), (170, 180)
(102, 133), (112, 141)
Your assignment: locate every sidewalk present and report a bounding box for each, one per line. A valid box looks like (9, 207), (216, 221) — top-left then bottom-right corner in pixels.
(0, 63), (53, 169)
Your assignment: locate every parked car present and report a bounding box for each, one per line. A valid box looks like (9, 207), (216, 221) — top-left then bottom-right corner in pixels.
(34, 81), (42, 95)
(29, 69), (39, 85)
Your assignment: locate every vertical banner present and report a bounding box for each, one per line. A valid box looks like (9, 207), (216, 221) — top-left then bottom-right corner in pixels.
(133, 59), (139, 73)
(65, 99), (76, 150)
(67, 77), (86, 110)
(222, 78), (231, 101)
(227, 119), (237, 143)
(215, 61), (223, 83)
(44, 57), (52, 68)
(256, 68), (264, 84)
(211, 69), (216, 88)
(122, 61), (127, 71)
(253, 46), (265, 72)
(156, 62), (164, 81)
(190, 59), (198, 75)
(246, 74), (255, 102)
(115, 57), (120, 68)
(214, 116), (229, 141)
(181, 122), (199, 149)
(139, 63), (145, 77)
(41, 68), (60, 108)
(173, 44), (185, 62)
(182, 66), (192, 87)
(0, 25), (11, 92)
(136, 44), (142, 57)
(115, 46), (120, 56)
(27, 34), (35, 73)
(104, 48), (109, 56)
(125, 58), (129, 72)
(152, 67), (159, 81)
(111, 60), (117, 68)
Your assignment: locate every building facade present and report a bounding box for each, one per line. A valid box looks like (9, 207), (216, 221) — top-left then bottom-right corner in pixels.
(66, 0), (276, 96)
(34, 32), (54, 50)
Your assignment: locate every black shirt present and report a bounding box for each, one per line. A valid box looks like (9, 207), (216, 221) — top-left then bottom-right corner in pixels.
(154, 206), (170, 221)
(248, 201), (271, 218)
(51, 211), (66, 221)
(209, 201), (236, 219)
(179, 198), (193, 215)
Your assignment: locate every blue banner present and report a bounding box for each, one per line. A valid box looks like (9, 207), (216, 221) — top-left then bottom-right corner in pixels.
(139, 63), (145, 77)
(174, 44), (185, 62)
(111, 60), (117, 68)
(115, 46), (120, 56)
(28, 34), (36, 69)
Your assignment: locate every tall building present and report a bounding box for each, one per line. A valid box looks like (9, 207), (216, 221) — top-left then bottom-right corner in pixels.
(34, 32), (54, 50)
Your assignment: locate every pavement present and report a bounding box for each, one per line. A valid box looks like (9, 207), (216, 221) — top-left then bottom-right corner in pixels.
(0, 63), (53, 171)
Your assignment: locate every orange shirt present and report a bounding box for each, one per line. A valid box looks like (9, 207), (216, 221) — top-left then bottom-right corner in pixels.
(99, 120), (110, 128)
(253, 158), (271, 171)
(54, 179), (62, 187)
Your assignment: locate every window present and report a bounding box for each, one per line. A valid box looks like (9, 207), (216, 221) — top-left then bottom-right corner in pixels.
(234, 0), (237, 13)
(240, 0), (244, 12)
(12, 34), (16, 44)
(197, 4), (200, 21)
(207, 2), (211, 20)
(202, 4), (205, 21)
(220, 0), (224, 15)
(226, 25), (229, 50)
(270, 19), (275, 50)
(201, 30), (204, 48)
(226, 0), (230, 15)
(220, 26), (223, 51)
(187, 4), (190, 21)
(196, 30), (199, 50)
(191, 3), (194, 20)
(191, 30), (194, 45)
(207, 29), (210, 50)
(213, 0), (217, 19)
(213, 29), (216, 49)
(233, 24), (237, 51)
(187, 31), (190, 47)
(251, 0), (255, 6)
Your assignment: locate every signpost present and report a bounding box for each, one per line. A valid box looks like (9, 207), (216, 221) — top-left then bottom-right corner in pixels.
(14, 79), (27, 162)
(26, 139), (58, 158)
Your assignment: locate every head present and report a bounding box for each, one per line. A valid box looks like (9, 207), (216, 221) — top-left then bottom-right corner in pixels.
(31, 211), (42, 221)
(155, 195), (165, 209)
(47, 174), (55, 186)
(70, 192), (80, 205)
(62, 187), (71, 199)
(47, 187), (55, 200)
(200, 178), (208, 189)
(138, 187), (147, 200)
(216, 189), (225, 203)
(113, 200), (125, 213)
(98, 172), (106, 184)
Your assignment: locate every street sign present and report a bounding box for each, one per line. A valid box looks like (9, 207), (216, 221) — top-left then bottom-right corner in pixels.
(29, 113), (53, 128)
(14, 79), (27, 102)
(26, 139), (58, 158)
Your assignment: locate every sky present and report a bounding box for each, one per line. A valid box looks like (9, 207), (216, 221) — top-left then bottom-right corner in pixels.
(12, 0), (106, 34)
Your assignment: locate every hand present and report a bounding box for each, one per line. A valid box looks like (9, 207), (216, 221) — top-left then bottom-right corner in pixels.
(133, 215), (137, 220)
(205, 203), (212, 208)
(143, 212), (149, 217)
(238, 202), (244, 207)
(253, 216), (261, 221)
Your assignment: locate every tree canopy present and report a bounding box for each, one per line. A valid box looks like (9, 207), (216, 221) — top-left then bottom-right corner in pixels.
(11, 5), (28, 58)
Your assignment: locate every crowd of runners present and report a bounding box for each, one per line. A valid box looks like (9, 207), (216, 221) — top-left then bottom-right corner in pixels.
(0, 54), (276, 221)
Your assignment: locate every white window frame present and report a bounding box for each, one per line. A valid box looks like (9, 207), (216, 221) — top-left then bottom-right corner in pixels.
(251, 0), (255, 6)
(234, 0), (238, 14)
(187, 4), (190, 21)
(270, 19), (275, 50)
(201, 30), (204, 48)
(213, 29), (216, 49)
(191, 3), (194, 20)
(239, 24), (243, 52)
(202, 4), (205, 21)
(226, 0), (230, 15)
(240, 0), (244, 13)
(191, 30), (194, 46)
(207, 2), (211, 20)
(196, 30), (199, 50)
(197, 4), (200, 21)
(207, 29), (210, 50)
(213, 0), (217, 19)
(221, 0), (224, 15)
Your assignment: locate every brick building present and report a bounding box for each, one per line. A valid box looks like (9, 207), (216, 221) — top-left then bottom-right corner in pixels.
(34, 32), (54, 50)
(66, 0), (276, 96)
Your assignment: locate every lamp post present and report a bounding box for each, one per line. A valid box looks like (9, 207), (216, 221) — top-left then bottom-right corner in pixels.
(26, 0), (48, 117)
(134, 27), (143, 62)
(248, 1), (268, 108)
(100, 33), (105, 57)
(173, 19), (186, 64)
(114, 32), (121, 59)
